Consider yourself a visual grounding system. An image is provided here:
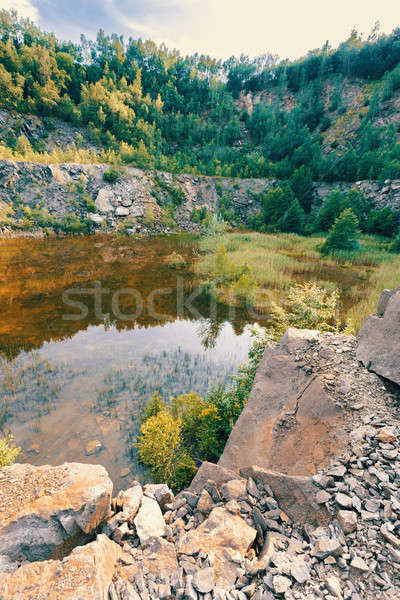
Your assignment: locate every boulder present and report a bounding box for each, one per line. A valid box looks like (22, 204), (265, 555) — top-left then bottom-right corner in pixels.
(143, 483), (174, 510)
(0, 534), (121, 600)
(218, 330), (346, 476)
(118, 484), (143, 522)
(0, 462), (112, 562)
(188, 461), (244, 494)
(177, 506), (256, 590)
(357, 287), (400, 385)
(241, 466), (330, 527)
(95, 188), (114, 213)
(133, 496), (168, 546)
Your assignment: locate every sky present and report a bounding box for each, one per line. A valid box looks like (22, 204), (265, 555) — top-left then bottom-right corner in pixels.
(1, 0), (400, 61)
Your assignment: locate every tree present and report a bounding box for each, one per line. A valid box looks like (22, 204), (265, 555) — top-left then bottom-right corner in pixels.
(314, 188), (346, 232)
(289, 166), (314, 212)
(281, 199), (305, 233)
(262, 184), (294, 230)
(321, 208), (360, 254)
(366, 207), (398, 238)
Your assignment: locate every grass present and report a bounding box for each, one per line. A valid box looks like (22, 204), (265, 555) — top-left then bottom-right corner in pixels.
(196, 232), (400, 332)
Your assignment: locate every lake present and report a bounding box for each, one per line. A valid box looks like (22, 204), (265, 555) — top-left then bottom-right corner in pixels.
(0, 234), (256, 489)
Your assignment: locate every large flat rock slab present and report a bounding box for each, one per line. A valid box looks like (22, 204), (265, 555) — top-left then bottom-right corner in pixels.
(0, 462), (113, 562)
(357, 286), (400, 385)
(0, 534), (121, 600)
(218, 329), (347, 476)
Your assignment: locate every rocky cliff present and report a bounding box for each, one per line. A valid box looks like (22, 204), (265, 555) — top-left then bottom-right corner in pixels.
(0, 159), (400, 235)
(0, 289), (400, 599)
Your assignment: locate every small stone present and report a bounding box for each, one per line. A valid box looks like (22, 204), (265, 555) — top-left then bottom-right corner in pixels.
(337, 510), (357, 534)
(192, 567), (215, 594)
(376, 426), (397, 443)
(350, 557), (369, 572)
(197, 490), (214, 514)
(327, 465), (346, 478)
(120, 468), (130, 478)
(221, 479), (247, 501)
(85, 439), (103, 455)
(335, 493), (352, 509)
(325, 575), (342, 598)
(290, 556), (310, 584)
(316, 490), (331, 504)
(273, 575), (292, 594)
(364, 499), (380, 513)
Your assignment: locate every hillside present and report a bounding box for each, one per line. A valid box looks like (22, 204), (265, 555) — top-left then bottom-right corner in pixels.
(0, 10), (400, 185)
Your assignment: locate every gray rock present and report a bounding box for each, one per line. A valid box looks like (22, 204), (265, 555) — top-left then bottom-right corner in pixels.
(0, 462), (112, 562)
(192, 567), (215, 593)
(338, 510), (358, 533)
(357, 287), (400, 385)
(115, 206), (130, 217)
(134, 496), (168, 546)
(325, 575), (342, 598)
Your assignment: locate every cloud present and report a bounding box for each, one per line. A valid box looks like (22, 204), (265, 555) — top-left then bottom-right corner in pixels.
(0, 0), (39, 21)
(3, 0), (400, 60)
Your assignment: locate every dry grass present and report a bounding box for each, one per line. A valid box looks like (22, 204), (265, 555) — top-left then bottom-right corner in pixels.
(197, 232), (400, 332)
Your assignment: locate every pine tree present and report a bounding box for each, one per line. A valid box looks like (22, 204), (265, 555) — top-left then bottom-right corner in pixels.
(281, 199), (305, 234)
(321, 208), (360, 255)
(290, 166), (314, 212)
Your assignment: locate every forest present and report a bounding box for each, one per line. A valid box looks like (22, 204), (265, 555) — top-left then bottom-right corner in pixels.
(0, 10), (400, 185)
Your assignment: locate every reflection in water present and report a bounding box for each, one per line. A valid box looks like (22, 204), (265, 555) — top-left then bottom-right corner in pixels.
(0, 235), (255, 488)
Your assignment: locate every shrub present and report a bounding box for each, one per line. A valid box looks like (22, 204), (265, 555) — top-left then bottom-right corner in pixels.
(366, 207), (398, 238)
(269, 282), (343, 338)
(136, 409), (185, 485)
(143, 206), (155, 227)
(0, 435), (21, 468)
(320, 208), (360, 255)
(390, 233), (400, 253)
(102, 167), (120, 183)
(165, 252), (186, 268)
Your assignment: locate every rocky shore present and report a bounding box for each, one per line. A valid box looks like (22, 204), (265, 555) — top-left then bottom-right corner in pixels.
(0, 288), (400, 599)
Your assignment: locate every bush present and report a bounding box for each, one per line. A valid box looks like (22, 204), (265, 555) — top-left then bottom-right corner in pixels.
(136, 409), (186, 486)
(103, 168), (120, 183)
(320, 208), (360, 255)
(165, 252), (186, 268)
(269, 282), (344, 338)
(390, 233), (400, 253)
(366, 207), (398, 238)
(143, 206), (155, 227)
(0, 435), (21, 468)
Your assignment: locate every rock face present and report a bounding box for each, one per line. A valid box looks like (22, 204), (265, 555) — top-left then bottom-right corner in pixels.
(0, 462), (112, 562)
(357, 286), (400, 385)
(219, 329), (348, 476)
(1, 159), (399, 235)
(0, 534), (121, 600)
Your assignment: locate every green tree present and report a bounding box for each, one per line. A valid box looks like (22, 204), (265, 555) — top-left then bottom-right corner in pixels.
(289, 166), (314, 212)
(281, 199), (305, 233)
(321, 208), (360, 254)
(366, 207), (398, 238)
(262, 184), (294, 231)
(314, 188), (346, 232)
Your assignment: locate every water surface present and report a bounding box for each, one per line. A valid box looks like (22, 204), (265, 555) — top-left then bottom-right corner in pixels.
(0, 235), (254, 488)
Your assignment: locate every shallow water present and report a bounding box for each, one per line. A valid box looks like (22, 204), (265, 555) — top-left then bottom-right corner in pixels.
(0, 235), (255, 489)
